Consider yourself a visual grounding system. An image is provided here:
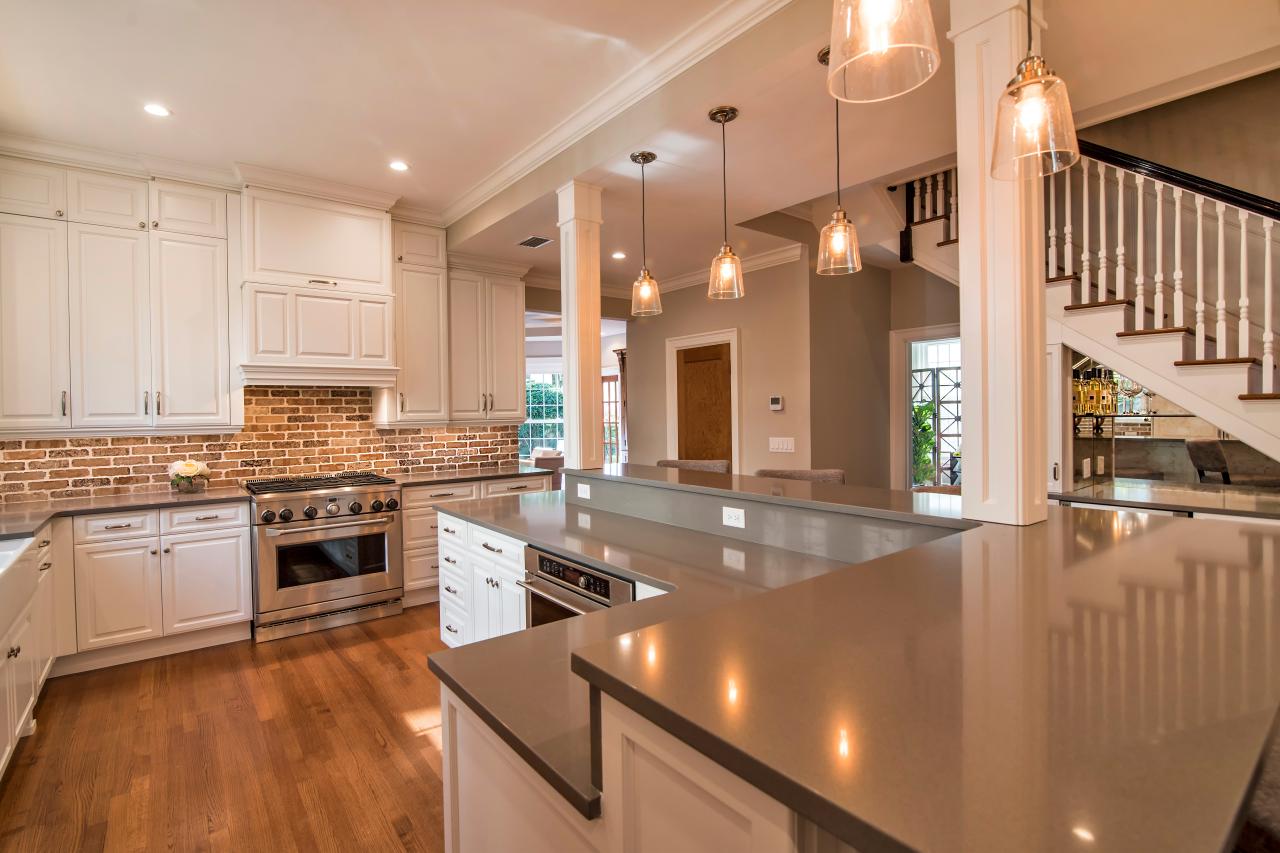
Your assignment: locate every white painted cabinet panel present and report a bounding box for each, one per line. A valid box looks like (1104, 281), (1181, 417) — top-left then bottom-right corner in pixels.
(405, 548), (440, 592)
(295, 292), (355, 358)
(393, 221), (444, 267)
(34, 568), (55, 688)
(68, 223), (151, 428)
(5, 607), (36, 746)
(495, 565), (525, 637)
(66, 170), (148, 230)
(73, 538), (163, 651)
(449, 270), (486, 420)
(0, 213), (70, 429)
(486, 276), (525, 420)
(248, 286), (289, 358)
(357, 298), (392, 361)
(244, 283), (393, 371)
(469, 557), (496, 643)
(0, 156), (66, 220)
(0, 642), (11, 774)
(161, 527), (251, 634)
(447, 270), (525, 422)
(151, 232), (230, 426)
(396, 265), (448, 421)
(244, 189), (390, 293)
(150, 181), (226, 238)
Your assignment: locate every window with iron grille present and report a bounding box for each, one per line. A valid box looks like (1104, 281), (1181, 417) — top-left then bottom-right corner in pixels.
(909, 339), (962, 487)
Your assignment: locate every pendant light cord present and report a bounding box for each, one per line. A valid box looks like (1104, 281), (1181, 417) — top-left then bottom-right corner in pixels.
(721, 119), (729, 245)
(834, 99), (842, 208)
(1025, 0), (1033, 56)
(640, 162), (647, 266)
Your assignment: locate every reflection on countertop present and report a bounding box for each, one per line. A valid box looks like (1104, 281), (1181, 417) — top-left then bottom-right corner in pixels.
(1057, 477), (1280, 519)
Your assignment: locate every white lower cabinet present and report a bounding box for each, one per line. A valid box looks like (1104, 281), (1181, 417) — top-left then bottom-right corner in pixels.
(0, 536), (60, 780)
(74, 538), (164, 650)
(161, 527), (250, 634)
(405, 547), (440, 593)
(438, 514), (526, 646)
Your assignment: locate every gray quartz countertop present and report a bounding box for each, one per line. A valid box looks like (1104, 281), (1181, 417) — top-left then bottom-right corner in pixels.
(1054, 477), (1280, 519)
(393, 464), (551, 488)
(0, 485), (250, 540)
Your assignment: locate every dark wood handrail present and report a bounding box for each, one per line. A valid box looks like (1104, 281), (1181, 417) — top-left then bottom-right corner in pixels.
(1079, 139), (1280, 221)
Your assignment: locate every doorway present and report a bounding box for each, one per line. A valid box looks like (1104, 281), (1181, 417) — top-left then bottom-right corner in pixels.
(665, 329), (740, 470)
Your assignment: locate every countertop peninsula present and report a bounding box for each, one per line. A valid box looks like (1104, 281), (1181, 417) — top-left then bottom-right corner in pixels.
(1054, 476), (1280, 519)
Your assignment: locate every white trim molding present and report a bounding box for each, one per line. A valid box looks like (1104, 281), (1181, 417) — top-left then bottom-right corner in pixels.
(440, 0), (794, 225)
(447, 252), (532, 278)
(660, 243), (804, 293)
(235, 162), (399, 211)
(888, 323), (960, 490)
(0, 132), (240, 188)
(389, 204), (446, 228)
(664, 328), (741, 472)
(238, 364), (400, 388)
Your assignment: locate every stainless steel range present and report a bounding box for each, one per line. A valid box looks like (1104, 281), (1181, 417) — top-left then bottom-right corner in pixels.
(246, 472), (403, 642)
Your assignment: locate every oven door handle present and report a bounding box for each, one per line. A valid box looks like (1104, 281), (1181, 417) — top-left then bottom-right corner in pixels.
(516, 578), (604, 616)
(264, 517), (392, 537)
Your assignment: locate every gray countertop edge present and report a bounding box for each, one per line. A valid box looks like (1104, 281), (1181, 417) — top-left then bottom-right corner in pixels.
(427, 655), (602, 819)
(567, 468), (974, 532)
(0, 491), (250, 541)
(397, 466), (551, 487)
(568, 656), (914, 853)
(1049, 490), (1280, 519)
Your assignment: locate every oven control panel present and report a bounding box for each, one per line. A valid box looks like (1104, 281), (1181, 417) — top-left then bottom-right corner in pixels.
(253, 487), (402, 525)
(538, 553), (612, 599)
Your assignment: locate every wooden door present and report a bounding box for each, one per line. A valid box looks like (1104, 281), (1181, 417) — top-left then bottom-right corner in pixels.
(676, 343), (732, 462)
(485, 276), (525, 420)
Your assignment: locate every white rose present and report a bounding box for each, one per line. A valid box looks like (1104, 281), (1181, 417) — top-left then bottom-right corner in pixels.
(194, 461), (211, 478)
(171, 460), (201, 478)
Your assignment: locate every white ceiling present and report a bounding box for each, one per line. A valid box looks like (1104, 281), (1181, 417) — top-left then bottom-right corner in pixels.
(0, 0), (766, 214)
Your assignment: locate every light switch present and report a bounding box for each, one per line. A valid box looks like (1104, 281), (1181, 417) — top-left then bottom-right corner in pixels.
(769, 437), (795, 453)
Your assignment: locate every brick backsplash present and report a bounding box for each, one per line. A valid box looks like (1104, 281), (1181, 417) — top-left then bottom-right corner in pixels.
(0, 387), (519, 503)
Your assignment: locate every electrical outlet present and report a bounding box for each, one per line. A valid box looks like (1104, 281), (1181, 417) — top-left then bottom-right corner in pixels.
(722, 506), (746, 528)
(1096, 456), (1106, 476)
(769, 437), (795, 453)
(722, 547), (746, 571)
(576, 483), (591, 499)
(1081, 458), (1092, 479)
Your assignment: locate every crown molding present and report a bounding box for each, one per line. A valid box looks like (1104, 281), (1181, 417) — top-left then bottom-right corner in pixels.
(440, 0), (794, 225)
(660, 243), (804, 293)
(448, 252), (532, 278)
(389, 203), (446, 228)
(0, 132), (240, 188)
(235, 163), (400, 210)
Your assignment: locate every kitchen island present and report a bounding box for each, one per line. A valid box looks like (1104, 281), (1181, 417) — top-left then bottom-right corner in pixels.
(428, 465), (1280, 853)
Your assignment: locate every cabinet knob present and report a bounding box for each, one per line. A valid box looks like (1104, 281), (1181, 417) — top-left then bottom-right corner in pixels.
(55, 209), (63, 217)
(163, 547), (171, 554)
(444, 585), (458, 595)
(138, 220), (147, 229)
(152, 220), (159, 228)
(150, 548), (158, 555)
(443, 556), (457, 565)
(397, 255), (404, 262)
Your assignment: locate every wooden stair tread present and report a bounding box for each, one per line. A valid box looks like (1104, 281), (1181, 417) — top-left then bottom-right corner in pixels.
(1240, 393), (1280, 400)
(1064, 298), (1160, 316)
(1174, 357), (1260, 366)
(1046, 273), (1080, 283)
(1116, 326), (1218, 342)
(910, 214), (947, 227)
(936, 237), (958, 247)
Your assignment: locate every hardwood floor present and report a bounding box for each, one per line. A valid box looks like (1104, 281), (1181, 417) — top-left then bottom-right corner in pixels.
(0, 605), (450, 852)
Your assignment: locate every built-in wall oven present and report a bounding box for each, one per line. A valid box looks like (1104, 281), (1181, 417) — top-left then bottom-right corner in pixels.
(520, 548), (634, 627)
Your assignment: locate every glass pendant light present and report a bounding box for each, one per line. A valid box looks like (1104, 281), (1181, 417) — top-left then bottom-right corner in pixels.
(827, 0), (940, 103)
(707, 106), (744, 300)
(991, 0), (1079, 180)
(817, 47), (862, 276)
(629, 151), (662, 317)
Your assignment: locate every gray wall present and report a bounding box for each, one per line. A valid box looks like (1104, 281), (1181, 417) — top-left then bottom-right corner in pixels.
(1082, 69), (1280, 201)
(890, 266), (959, 331)
(525, 285), (632, 320)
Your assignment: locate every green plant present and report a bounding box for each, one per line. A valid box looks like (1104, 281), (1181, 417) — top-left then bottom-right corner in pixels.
(911, 402), (936, 485)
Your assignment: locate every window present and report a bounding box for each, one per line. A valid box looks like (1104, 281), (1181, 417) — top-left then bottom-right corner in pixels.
(602, 375), (623, 463)
(909, 338), (962, 487)
(519, 372), (565, 459)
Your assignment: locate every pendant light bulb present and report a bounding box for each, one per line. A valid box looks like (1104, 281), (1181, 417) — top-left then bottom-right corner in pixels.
(629, 151), (662, 316)
(707, 106), (744, 300)
(827, 0), (940, 103)
(991, 0), (1079, 180)
(816, 53), (863, 276)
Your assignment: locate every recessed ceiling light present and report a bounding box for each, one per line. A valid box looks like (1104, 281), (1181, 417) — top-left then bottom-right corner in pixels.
(143, 103), (171, 117)
(389, 160), (409, 172)
(611, 251), (627, 260)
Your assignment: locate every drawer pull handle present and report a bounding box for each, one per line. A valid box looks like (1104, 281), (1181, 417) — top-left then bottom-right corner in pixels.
(430, 492), (455, 498)
(481, 542), (502, 554)
(39, 562), (52, 571)
(104, 523), (134, 530)
(442, 527), (457, 534)
(444, 585), (458, 595)
(445, 624), (459, 634)
(6, 647), (17, 659)
(507, 485), (530, 491)
(430, 524), (438, 530)
(443, 556), (457, 565)
(193, 514), (221, 521)
(37, 539), (50, 548)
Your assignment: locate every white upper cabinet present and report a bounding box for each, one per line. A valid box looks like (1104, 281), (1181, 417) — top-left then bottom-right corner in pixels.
(448, 269), (526, 422)
(393, 221), (444, 268)
(486, 275), (525, 420)
(66, 170), (148, 230)
(0, 156), (66, 220)
(68, 223), (151, 428)
(396, 265), (449, 422)
(243, 282), (393, 372)
(0, 214), (69, 429)
(243, 188), (391, 293)
(449, 270), (487, 421)
(150, 180), (227, 238)
(151, 232), (230, 427)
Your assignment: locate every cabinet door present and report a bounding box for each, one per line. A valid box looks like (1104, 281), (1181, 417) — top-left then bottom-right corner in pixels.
(397, 265), (448, 421)
(244, 283), (290, 360)
(0, 649), (11, 774)
(161, 527), (250, 634)
(393, 221), (444, 267)
(6, 606), (36, 742)
(355, 296), (393, 365)
(486, 276), (525, 420)
(74, 539), (163, 650)
(469, 558), (495, 643)
(68, 223), (151, 427)
(0, 213), (70, 429)
(294, 290), (356, 360)
(34, 568), (55, 689)
(151, 232), (230, 427)
(404, 548), (440, 592)
(495, 567), (525, 637)
(448, 270), (486, 420)
(0, 156), (66, 219)
(66, 170), (148, 230)
(150, 181), (226, 238)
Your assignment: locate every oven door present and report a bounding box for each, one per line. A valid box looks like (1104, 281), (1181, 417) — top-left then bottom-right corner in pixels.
(517, 576), (606, 627)
(255, 514), (403, 617)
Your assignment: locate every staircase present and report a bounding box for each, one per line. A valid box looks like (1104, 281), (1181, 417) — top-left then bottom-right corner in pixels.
(890, 145), (1280, 462)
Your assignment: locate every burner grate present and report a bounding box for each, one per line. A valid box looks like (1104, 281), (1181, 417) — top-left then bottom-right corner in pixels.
(244, 471), (396, 495)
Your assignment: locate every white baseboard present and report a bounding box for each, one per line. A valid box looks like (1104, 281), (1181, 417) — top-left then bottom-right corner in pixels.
(50, 622), (251, 677)
(404, 586), (440, 608)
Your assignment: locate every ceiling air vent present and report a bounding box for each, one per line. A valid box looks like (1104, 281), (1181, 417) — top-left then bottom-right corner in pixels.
(518, 235), (554, 249)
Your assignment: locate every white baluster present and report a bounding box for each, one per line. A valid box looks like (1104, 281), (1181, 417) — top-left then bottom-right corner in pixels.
(925, 175), (934, 218)
(1195, 195), (1206, 358)
(1173, 188), (1184, 327)
(1097, 160), (1108, 300)
(1239, 209), (1251, 358)
(1081, 159), (1092, 301)
(1134, 175), (1145, 329)
(1047, 172), (1057, 279)
(913, 178), (923, 221)
(1216, 201), (1228, 351)
(949, 168), (958, 237)
(934, 172), (943, 220)
(1154, 182), (1165, 328)
(1064, 162), (1074, 277)
(1115, 167), (1126, 302)
(1265, 219), (1275, 392)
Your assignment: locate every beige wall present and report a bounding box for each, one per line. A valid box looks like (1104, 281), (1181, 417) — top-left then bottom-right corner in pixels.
(1082, 69), (1280, 200)
(625, 259), (812, 474)
(890, 266), (959, 331)
(525, 285), (632, 320)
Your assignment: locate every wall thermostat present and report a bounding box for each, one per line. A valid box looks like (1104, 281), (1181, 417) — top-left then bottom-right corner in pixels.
(769, 395), (784, 411)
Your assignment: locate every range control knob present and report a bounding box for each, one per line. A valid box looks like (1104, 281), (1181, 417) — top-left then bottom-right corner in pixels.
(279, 508), (294, 522)
(303, 506), (318, 519)
(370, 499), (385, 512)
(385, 497), (399, 510)
(260, 509), (277, 523)
(579, 575), (591, 590)
(326, 503), (341, 515)
(348, 501), (363, 514)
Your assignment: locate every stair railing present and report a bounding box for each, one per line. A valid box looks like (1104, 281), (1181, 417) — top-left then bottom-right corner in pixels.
(894, 167), (958, 262)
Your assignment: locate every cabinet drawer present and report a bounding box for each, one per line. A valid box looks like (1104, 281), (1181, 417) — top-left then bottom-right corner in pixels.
(440, 603), (467, 647)
(402, 507), (439, 550)
(481, 477), (549, 498)
(439, 560), (468, 609)
(402, 481), (480, 508)
(160, 502), (249, 534)
(74, 510), (159, 543)
(437, 514), (467, 547)
(468, 525), (523, 569)
(405, 547), (440, 592)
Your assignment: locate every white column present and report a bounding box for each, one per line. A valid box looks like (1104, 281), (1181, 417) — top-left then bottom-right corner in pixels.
(951, 0), (1047, 526)
(557, 180), (605, 470)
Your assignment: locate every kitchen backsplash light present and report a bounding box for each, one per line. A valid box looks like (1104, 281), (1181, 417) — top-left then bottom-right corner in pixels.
(0, 387), (519, 503)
